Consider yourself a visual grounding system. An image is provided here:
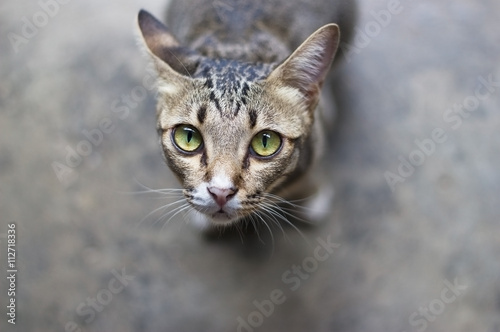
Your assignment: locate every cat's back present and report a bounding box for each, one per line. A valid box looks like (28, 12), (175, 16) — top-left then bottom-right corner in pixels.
(166, 0), (356, 62)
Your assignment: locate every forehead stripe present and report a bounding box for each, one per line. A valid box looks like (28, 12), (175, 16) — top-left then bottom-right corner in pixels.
(249, 109), (257, 128)
(197, 106), (207, 124)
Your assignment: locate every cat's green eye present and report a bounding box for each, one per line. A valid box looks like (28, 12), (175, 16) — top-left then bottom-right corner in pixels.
(250, 130), (282, 157)
(172, 125), (203, 153)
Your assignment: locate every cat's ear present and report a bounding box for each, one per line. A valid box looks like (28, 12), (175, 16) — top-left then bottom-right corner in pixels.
(267, 24), (340, 108)
(137, 9), (199, 78)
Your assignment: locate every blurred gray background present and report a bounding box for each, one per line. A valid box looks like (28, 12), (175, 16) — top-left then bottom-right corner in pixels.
(1, 0), (499, 331)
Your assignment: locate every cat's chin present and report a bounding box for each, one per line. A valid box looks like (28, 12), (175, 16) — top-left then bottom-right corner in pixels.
(189, 210), (239, 229)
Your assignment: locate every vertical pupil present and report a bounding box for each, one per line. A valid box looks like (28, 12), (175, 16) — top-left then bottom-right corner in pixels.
(262, 133), (269, 148)
(186, 129), (193, 143)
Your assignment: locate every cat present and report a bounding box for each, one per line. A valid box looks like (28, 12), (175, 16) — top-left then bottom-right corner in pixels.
(137, 0), (356, 229)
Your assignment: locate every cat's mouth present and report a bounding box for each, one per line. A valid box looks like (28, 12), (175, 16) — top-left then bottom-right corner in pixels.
(188, 200), (241, 224)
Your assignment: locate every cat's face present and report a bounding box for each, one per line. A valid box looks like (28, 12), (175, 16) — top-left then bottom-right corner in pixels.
(157, 60), (315, 224)
(138, 10), (339, 226)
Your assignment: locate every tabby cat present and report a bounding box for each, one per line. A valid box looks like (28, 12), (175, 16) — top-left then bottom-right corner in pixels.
(137, 0), (356, 228)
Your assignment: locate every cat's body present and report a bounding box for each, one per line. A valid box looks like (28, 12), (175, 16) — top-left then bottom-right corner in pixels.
(165, 0), (355, 64)
(138, 0), (356, 228)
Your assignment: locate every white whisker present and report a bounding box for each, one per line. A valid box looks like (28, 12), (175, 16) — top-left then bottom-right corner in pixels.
(263, 193), (313, 214)
(259, 201), (310, 245)
(254, 212), (275, 255)
(262, 194), (314, 225)
(161, 203), (192, 232)
(150, 201), (191, 229)
(257, 208), (289, 243)
(136, 198), (187, 229)
(248, 214), (264, 244)
(123, 178), (185, 197)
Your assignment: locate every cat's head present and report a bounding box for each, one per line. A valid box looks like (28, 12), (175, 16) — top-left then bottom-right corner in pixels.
(137, 10), (339, 226)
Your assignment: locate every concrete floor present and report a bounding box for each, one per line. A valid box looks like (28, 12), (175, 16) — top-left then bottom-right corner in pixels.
(1, 0), (500, 331)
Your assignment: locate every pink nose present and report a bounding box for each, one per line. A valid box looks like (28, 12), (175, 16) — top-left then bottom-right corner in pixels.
(207, 187), (237, 207)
